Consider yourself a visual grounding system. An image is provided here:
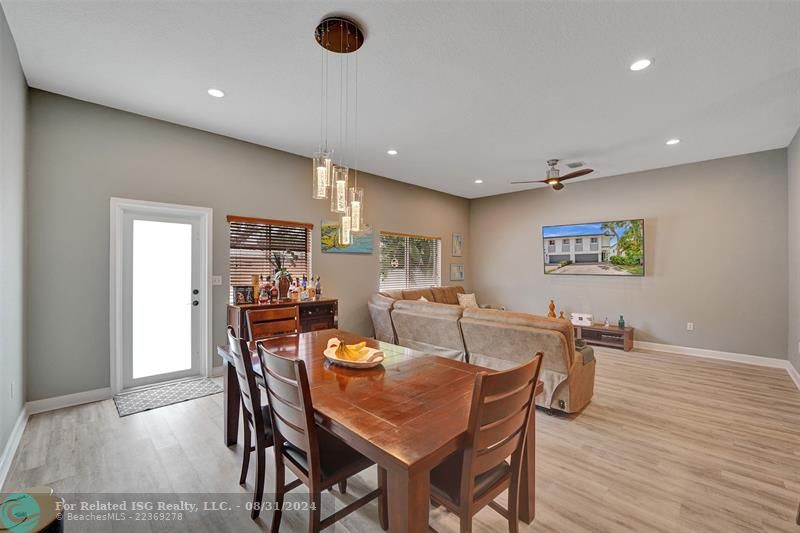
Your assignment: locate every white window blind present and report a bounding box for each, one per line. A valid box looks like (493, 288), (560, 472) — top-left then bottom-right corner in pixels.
(228, 216), (312, 302)
(379, 232), (441, 291)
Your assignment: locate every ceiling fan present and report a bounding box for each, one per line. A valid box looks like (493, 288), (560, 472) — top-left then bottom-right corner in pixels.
(511, 159), (594, 191)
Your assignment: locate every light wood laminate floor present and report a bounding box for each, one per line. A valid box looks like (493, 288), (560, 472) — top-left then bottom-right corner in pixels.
(5, 347), (800, 532)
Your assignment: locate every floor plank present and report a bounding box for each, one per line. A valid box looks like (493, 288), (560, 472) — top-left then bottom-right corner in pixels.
(4, 347), (800, 532)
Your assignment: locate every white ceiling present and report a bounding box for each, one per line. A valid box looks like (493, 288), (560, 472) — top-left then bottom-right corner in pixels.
(3, 0), (799, 198)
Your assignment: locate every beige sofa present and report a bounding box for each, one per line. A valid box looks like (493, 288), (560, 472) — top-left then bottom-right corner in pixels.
(367, 286), (595, 413)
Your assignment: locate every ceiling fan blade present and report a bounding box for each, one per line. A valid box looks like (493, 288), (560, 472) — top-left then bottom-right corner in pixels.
(510, 179), (548, 184)
(558, 168), (594, 181)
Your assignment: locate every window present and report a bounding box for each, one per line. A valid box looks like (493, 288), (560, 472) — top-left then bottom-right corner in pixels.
(547, 240), (555, 253)
(379, 232), (441, 291)
(575, 238), (583, 251)
(590, 237), (598, 251)
(228, 215), (312, 302)
(562, 239), (571, 252)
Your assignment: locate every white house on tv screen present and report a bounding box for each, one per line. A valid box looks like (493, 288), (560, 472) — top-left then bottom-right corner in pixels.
(544, 232), (618, 264)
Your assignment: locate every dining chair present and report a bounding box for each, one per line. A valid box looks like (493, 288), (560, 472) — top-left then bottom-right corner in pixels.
(429, 353), (543, 533)
(258, 343), (388, 533)
(247, 306), (299, 341)
(227, 326), (274, 519)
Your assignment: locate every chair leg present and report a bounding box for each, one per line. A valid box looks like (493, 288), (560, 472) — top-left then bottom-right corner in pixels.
(378, 467), (388, 531)
(251, 444), (266, 520)
(239, 422), (251, 486)
(270, 453), (285, 533)
(507, 482), (520, 533)
(459, 517), (473, 533)
(338, 479), (347, 494)
(308, 491), (322, 533)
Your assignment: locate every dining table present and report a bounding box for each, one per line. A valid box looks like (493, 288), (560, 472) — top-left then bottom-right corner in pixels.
(217, 328), (543, 533)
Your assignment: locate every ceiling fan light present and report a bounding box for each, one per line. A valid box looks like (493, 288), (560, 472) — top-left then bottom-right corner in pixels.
(547, 178), (559, 185)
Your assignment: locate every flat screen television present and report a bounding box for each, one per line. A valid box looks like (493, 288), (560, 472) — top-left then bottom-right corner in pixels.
(542, 219), (644, 276)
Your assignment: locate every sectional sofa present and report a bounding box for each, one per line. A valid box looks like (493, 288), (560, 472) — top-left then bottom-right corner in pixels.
(367, 286), (596, 413)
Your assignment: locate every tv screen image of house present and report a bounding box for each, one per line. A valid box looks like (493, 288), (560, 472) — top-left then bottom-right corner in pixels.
(542, 219), (644, 276)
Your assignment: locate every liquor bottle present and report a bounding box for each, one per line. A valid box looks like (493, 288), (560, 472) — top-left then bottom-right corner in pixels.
(315, 276), (321, 297)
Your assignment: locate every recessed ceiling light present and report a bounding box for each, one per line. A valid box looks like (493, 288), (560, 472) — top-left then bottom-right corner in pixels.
(666, 138), (680, 145)
(629, 58), (653, 71)
(207, 88), (225, 98)
(474, 179), (484, 184)
(386, 149), (398, 155)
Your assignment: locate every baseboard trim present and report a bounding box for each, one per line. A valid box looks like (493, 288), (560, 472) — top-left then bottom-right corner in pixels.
(786, 362), (800, 391)
(0, 407), (28, 491)
(634, 340), (799, 391)
(26, 387), (113, 416)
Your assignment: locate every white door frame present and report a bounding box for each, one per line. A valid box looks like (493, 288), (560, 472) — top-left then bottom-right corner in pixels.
(110, 197), (213, 394)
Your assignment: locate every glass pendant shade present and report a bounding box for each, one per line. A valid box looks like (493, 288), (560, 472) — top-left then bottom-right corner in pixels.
(312, 152), (332, 199)
(330, 165), (349, 213)
(339, 207), (352, 246)
(348, 186), (365, 233)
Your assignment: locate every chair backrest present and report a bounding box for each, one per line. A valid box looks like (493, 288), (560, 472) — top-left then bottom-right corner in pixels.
(460, 354), (543, 504)
(258, 344), (320, 478)
(227, 327), (267, 430)
(247, 307), (300, 341)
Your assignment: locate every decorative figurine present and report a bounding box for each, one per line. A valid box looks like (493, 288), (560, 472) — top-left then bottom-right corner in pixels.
(548, 300), (556, 318)
(558, 311), (565, 319)
(604, 317), (610, 327)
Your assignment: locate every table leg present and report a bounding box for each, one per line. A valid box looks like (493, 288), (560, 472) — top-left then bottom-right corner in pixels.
(224, 360), (240, 447)
(518, 407), (536, 523)
(387, 466), (430, 533)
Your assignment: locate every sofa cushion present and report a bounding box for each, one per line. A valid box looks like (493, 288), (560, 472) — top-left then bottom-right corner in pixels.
(393, 299), (463, 317)
(431, 285), (465, 305)
(402, 288), (435, 302)
(457, 292), (478, 308)
(462, 308), (575, 348)
(380, 289), (404, 300)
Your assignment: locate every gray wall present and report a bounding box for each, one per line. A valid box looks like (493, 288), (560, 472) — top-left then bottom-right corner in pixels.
(788, 128), (800, 371)
(25, 90), (470, 401)
(0, 5), (27, 461)
(470, 150), (788, 359)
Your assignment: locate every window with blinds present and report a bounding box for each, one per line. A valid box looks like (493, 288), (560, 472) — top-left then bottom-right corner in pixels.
(228, 216), (312, 301)
(379, 232), (441, 291)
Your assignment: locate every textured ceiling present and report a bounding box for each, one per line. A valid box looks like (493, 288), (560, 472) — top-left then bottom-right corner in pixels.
(3, 0), (799, 198)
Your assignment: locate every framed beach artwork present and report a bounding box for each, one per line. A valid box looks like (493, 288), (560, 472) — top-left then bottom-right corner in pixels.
(321, 220), (374, 254)
(450, 263), (465, 281)
(452, 233), (463, 257)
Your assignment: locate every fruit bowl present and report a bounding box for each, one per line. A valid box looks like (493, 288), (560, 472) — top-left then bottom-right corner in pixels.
(323, 338), (385, 369)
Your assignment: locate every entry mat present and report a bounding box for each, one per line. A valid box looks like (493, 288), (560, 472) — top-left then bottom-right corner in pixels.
(113, 378), (222, 417)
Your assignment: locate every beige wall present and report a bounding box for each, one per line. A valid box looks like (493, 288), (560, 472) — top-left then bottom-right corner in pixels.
(25, 90), (469, 401)
(788, 127), (800, 372)
(470, 150), (788, 359)
(0, 5), (27, 467)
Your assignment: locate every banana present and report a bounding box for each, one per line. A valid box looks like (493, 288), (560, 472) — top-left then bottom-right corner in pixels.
(335, 342), (369, 361)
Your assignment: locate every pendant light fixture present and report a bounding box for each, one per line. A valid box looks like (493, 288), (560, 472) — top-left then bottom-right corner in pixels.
(313, 16), (366, 240)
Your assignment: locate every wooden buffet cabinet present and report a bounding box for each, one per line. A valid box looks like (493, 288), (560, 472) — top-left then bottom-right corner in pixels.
(227, 297), (338, 340)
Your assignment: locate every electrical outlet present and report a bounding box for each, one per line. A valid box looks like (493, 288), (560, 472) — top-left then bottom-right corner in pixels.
(687, 322), (694, 331)
(212, 275), (222, 286)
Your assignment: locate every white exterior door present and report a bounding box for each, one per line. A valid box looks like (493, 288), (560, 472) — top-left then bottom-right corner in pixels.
(111, 199), (212, 392)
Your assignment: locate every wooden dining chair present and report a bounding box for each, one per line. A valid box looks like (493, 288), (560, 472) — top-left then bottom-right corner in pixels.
(429, 354), (543, 533)
(257, 343), (388, 533)
(227, 326), (274, 519)
(247, 306), (299, 341)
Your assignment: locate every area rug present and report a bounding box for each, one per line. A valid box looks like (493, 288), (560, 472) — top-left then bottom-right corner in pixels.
(113, 378), (222, 417)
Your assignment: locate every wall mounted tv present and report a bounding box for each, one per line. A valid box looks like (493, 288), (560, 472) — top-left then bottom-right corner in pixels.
(542, 219), (644, 276)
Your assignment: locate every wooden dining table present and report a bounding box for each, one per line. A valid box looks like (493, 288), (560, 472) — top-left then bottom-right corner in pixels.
(217, 328), (543, 533)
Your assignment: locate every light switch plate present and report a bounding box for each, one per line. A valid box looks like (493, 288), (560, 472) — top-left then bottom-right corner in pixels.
(212, 275), (223, 286)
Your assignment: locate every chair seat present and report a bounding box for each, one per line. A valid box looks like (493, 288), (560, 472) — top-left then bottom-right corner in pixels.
(283, 428), (373, 482)
(430, 451), (511, 506)
(244, 404), (275, 441)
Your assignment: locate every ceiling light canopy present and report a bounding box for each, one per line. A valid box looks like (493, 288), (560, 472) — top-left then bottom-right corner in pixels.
(629, 58), (653, 71)
(666, 138), (681, 145)
(207, 88), (225, 98)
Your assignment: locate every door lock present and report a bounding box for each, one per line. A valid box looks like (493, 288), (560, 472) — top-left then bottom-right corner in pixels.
(192, 300), (199, 306)
(193, 289), (199, 295)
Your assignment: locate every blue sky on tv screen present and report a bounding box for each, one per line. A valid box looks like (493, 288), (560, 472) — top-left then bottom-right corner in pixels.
(543, 222), (623, 245)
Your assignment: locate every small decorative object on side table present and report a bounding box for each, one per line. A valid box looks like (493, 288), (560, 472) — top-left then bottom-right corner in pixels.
(548, 299), (557, 318)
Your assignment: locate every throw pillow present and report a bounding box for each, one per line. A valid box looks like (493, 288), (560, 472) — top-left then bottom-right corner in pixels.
(418, 296), (429, 302)
(457, 293), (478, 308)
